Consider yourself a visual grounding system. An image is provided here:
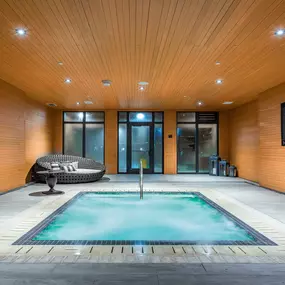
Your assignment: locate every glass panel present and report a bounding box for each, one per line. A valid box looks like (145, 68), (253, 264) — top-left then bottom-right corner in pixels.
(86, 112), (104, 122)
(129, 112), (152, 122)
(177, 112), (196, 122)
(85, 124), (104, 163)
(154, 123), (163, 172)
(154, 112), (163, 122)
(177, 124), (196, 173)
(64, 124), (83, 156)
(64, 112), (84, 122)
(119, 112), (127, 122)
(118, 123), (127, 172)
(198, 124), (217, 173)
(131, 126), (150, 169)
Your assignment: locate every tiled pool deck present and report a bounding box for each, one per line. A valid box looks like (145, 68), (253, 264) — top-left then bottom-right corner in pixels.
(1, 175), (285, 264)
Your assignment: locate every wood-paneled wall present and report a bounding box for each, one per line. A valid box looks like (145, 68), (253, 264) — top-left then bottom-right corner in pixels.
(105, 111), (118, 174)
(229, 100), (259, 182)
(0, 79), (54, 192)
(53, 110), (63, 154)
(258, 83), (285, 192)
(219, 111), (229, 161)
(164, 111), (177, 174)
(227, 83), (285, 192)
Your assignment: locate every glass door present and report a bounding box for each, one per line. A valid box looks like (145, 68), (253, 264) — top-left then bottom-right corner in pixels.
(128, 124), (153, 173)
(118, 111), (163, 174)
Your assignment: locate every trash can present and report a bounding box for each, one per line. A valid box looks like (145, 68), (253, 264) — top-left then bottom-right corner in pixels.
(219, 160), (230, 176)
(209, 155), (221, 176)
(229, 165), (237, 177)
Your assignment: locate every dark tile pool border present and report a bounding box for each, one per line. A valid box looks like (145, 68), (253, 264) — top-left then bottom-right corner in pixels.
(13, 192), (277, 246)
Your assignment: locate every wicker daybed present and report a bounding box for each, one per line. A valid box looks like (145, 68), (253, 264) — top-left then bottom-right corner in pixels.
(34, 154), (105, 184)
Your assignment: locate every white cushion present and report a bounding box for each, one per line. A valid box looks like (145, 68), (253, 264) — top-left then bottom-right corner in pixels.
(74, 169), (102, 174)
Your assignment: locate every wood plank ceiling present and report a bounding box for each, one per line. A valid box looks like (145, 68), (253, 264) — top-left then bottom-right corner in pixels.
(0, 0), (285, 110)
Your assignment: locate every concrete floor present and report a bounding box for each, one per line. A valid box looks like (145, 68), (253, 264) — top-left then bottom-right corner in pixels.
(1, 263), (285, 284)
(1, 174), (285, 226)
(1, 174), (285, 284)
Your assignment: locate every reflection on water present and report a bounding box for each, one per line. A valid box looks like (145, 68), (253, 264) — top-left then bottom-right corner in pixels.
(34, 194), (254, 241)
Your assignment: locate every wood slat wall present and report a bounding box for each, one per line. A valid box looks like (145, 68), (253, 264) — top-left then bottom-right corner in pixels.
(0, 79), (54, 192)
(227, 83), (285, 192)
(105, 111), (118, 174)
(259, 83), (285, 192)
(163, 111), (177, 174)
(53, 110), (63, 154)
(219, 111), (229, 161)
(229, 100), (259, 182)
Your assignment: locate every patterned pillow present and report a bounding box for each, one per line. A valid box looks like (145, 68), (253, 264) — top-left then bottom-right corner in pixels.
(60, 162), (76, 172)
(50, 162), (61, 171)
(71, 161), (79, 169)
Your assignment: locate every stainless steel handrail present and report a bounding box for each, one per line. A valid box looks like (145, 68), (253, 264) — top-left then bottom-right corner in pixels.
(139, 159), (143, 199)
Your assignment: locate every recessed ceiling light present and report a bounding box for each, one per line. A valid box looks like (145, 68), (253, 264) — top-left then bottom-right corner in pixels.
(215, 61), (221, 65)
(136, 113), (145, 120)
(76, 102), (80, 105)
(216, 79), (223, 84)
(78, 113), (84, 120)
(84, 100), (93, 105)
(223, 101), (234, 105)
(58, 62), (63, 66)
(46, 103), (57, 107)
(138, 81), (149, 86)
(102, 80), (112, 86)
(275, 29), (285, 36)
(139, 86), (144, 91)
(15, 28), (27, 36)
(197, 101), (204, 106)
(65, 78), (71, 83)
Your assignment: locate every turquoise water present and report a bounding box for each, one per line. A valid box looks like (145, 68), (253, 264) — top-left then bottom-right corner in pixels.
(34, 193), (254, 241)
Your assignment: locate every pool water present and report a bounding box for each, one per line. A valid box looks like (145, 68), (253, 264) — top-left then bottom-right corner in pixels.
(33, 193), (255, 242)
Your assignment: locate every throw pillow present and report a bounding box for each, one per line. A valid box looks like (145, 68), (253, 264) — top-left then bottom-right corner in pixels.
(67, 164), (76, 172)
(60, 162), (76, 172)
(71, 161), (79, 169)
(50, 162), (61, 171)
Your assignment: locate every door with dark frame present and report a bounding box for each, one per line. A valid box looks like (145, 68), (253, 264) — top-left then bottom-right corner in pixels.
(118, 112), (163, 174)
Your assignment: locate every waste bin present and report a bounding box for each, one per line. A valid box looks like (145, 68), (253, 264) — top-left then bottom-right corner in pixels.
(219, 160), (230, 176)
(209, 155), (221, 176)
(229, 165), (237, 177)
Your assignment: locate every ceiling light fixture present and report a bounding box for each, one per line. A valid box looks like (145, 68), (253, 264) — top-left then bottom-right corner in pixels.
(78, 112), (84, 120)
(215, 61), (221, 65)
(138, 81), (149, 86)
(216, 79), (223, 84)
(46, 103), (57, 107)
(223, 101), (234, 105)
(58, 61), (63, 66)
(275, 29), (285, 36)
(15, 28), (27, 36)
(136, 113), (145, 120)
(197, 101), (204, 106)
(76, 102), (80, 105)
(64, 78), (71, 83)
(139, 86), (144, 91)
(102, 80), (112, 86)
(84, 100), (93, 105)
